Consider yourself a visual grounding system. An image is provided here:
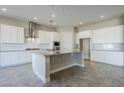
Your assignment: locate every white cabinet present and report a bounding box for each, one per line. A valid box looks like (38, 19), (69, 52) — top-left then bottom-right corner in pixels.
(92, 25), (124, 43)
(26, 51), (32, 63)
(18, 52), (26, 64)
(38, 31), (60, 44)
(51, 32), (60, 42)
(17, 27), (25, 43)
(91, 51), (124, 66)
(0, 51), (32, 67)
(91, 51), (105, 63)
(0, 24), (24, 43)
(92, 29), (105, 43)
(60, 31), (74, 51)
(104, 52), (124, 66)
(1, 25), (12, 43)
(38, 31), (60, 49)
(0, 52), (18, 67)
(18, 51), (32, 64)
(38, 31), (52, 44)
(104, 26), (123, 43)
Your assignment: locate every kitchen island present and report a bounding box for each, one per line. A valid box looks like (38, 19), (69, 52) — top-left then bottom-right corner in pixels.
(32, 50), (84, 83)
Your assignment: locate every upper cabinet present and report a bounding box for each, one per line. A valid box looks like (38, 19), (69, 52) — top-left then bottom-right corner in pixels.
(92, 25), (124, 43)
(0, 24), (25, 43)
(59, 31), (74, 51)
(38, 31), (60, 44)
(38, 31), (52, 44)
(51, 32), (60, 42)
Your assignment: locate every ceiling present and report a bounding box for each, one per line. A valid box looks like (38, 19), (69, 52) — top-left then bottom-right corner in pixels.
(0, 5), (124, 27)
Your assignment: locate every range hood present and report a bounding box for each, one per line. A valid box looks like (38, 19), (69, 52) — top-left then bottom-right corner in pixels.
(26, 21), (37, 38)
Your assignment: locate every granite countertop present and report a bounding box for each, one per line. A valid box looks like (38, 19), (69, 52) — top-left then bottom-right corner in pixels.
(0, 50), (40, 52)
(33, 49), (82, 56)
(0, 49), (51, 52)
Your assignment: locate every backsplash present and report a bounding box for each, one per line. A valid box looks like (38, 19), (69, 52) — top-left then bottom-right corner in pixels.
(91, 43), (124, 51)
(0, 43), (50, 51)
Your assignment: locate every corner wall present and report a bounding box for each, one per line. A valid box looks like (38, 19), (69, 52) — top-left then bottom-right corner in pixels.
(78, 16), (124, 31)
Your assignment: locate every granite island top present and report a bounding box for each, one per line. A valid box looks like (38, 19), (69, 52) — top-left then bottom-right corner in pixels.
(33, 49), (82, 56)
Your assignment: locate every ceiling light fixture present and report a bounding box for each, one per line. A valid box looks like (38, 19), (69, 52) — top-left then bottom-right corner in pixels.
(1, 8), (7, 12)
(34, 17), (38, 20)
(80, 22), (83, 25)
(100, 15), (104, 19)
(52, 14), (55, 18)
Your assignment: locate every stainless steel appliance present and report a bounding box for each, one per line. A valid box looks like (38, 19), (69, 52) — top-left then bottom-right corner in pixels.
(26, 21), (37, 38)
(53, 42), (60, 50)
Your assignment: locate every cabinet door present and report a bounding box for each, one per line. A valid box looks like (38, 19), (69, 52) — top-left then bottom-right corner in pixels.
(0, 52), (18, 67)
(17, 27), (24, 43)
(104, 26), (123, 43)
(91, 51), (105, 62)
(113, 26), (123, 43)
(92, 26), (124, 44)
(52, 32), (60, 42)
(38, 31), (45, 43)
(92, 29), (105, 43)
(1, 25), (12, 43)
(17, 52), (26, 64)
(38, 31), (51, 44)
(0, 24), (24, 43)
(60, 31), (74, 51)
(10, 26), (17, 43)
(44, 31), (49, 43)
(104, 52), (123, 66)
(26, 52), (32, 63)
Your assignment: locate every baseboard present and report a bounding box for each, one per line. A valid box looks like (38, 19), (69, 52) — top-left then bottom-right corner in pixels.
(50, 64), (76, 74)
(75, 63), (84, 67)
(50, 63), (84, 74)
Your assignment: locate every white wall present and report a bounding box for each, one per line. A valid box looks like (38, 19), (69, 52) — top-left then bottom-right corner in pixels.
(78, 16), (124, 31)
(83, 39), (90, 59)
(76, 30), (91, 44)
(57, 27), (75, 51)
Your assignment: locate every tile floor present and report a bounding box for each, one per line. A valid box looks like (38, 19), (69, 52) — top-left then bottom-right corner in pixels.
(0, 60), (124, 87)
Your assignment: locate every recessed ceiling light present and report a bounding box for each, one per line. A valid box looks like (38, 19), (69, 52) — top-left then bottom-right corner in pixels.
(51, 14), (55, 18)
(34, 17), (38, 20)
(100, 16), (104, 19)
(80, 22), (83, 25)
(1, 8), (7, 12)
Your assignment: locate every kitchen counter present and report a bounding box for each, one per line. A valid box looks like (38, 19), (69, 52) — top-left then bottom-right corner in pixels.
(32, 49), (84, 83)
(0, 49), (51, 52)
(32, 50), (82, 56)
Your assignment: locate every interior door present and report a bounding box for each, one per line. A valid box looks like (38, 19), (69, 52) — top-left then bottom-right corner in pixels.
(79, 39), (83, 51)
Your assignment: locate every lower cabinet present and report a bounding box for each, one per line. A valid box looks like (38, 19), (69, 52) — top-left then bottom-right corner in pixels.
(0, 52), (18, 67)
(26, 51), (32, 63)
(0, 51), (32, 67)
(91, 51), (124, 66)
(18, 52), (26, 64)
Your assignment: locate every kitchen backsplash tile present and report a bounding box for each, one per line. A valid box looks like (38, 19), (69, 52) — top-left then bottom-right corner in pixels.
(91, 43), (124, 51)
(0, 43), (50, 51)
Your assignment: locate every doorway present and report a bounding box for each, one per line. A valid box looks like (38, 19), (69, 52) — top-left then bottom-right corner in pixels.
(79, 38), (90, 59)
